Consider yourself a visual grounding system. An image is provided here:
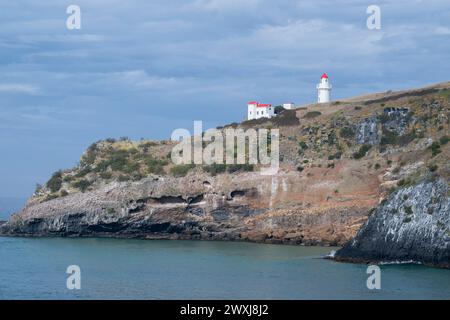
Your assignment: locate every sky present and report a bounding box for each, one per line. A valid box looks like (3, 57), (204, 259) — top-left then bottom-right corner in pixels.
(0, 0), (449, 197)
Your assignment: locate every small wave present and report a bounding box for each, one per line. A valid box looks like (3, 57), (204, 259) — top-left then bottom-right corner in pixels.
(379, 260), (422, 266)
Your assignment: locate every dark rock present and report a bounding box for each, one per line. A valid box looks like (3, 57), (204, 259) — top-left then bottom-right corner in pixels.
(355, 116), (380, 145)
(335, 177), (450, 268)
(381, 107), (412, 136)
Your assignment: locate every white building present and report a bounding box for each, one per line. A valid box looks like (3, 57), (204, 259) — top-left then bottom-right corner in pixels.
(283, 103), (295, 110)
(317, 73), (332, 103)
(247, 101), (275, 120)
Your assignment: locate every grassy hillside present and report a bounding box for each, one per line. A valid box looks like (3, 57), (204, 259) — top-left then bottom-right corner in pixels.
(34, 82), (450, 203)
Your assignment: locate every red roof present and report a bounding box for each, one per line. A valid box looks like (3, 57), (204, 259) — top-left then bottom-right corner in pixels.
(248, 101), (272, 107)
(321, 73), (329, 79)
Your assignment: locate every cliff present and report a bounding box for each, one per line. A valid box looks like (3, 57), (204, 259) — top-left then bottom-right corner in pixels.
(334, 177), (450, 268)
(1, 82), (449, 253)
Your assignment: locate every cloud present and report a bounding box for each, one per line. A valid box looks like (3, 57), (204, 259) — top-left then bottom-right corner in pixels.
(435, 26), (450, 35)
(0, 0), (449, 197)
(187, 0), (260, 12)
(0, 83), (40, 94)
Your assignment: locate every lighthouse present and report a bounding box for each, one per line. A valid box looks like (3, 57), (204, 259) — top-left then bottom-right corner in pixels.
(316, 73), (332, 103)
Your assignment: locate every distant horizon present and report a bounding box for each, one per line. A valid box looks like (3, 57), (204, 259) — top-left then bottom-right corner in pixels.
(1, 0), (450, 197)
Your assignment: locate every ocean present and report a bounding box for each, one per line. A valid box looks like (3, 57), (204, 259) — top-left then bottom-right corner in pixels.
(0, 237), (448, 299)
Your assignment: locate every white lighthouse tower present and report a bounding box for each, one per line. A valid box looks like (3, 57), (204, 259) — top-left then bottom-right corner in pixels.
(316, 73), (332, 103)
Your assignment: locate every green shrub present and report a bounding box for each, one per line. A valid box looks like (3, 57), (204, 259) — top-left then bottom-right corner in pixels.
(274, 105), (284, 114)
(35, 183), (43, 193)
(374, 163), (381, 170)
(429, 141), (441, 157)
(203, 164), (227, 176)
(296, 166), (304, 172)
(60, 189), (69, 197)
(304, 111), (322, 119)
(404, 205), (413, 215)
(380, 129), (398, 145)
(328, 152), (342, 160)
(72, 179), (92, 192)
(428, 164), (438, 172)
(131, 172), (144, 181)
(439, 88), (450, 100)
(75, 167), (91, 178)
(298, 141), (308, 150)
(99, 172), (112, 179)
(46, 171), (63, 193)
(80, 143), (98, 166)
(94, 161), (110, 173)
(118, 175), (130, 182)
(43, 193), (59, 202)
(122, 161), (140, 175)
(439, 135), (449, 145)
(146, 158), (167, 175)
(339, 126), (355, 139)
(226, 164), (254, 173)
(353, 144), (371, 159)
(170, 164), (195, 177)
(397, 178), (414, 187)
(63, 175), (73, 183)
(109, 151), (129, 171)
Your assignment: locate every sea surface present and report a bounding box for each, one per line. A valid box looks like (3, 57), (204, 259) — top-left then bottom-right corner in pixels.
(0, 237), (449, 299)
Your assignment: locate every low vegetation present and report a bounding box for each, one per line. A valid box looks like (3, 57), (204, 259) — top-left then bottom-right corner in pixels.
(353, 144), (371, 159)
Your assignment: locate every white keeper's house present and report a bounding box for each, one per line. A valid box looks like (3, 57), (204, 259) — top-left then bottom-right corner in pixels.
(247, 101), (275, 120)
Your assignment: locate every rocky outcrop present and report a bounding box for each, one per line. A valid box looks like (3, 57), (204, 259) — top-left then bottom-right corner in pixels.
(334, 177), (450, 268)
(0, 169), (375, 246)
(381, 107), (411, 135)
(355, 116), (380, 145)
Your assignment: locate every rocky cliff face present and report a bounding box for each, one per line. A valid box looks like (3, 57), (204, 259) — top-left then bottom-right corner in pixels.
(335, 177), (450, 268)
(0, 170), (371, 245)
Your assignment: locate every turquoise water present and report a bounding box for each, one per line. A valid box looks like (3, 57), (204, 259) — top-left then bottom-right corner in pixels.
(0, 237), (449, 299)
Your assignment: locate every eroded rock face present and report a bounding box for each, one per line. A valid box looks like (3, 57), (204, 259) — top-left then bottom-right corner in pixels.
(355, 116), (380, 145)
(0, 169), (375, 246)
(334, 177), (450, 268)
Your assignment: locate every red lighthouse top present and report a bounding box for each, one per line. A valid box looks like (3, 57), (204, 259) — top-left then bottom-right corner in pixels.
(321, 73), (329, 79)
